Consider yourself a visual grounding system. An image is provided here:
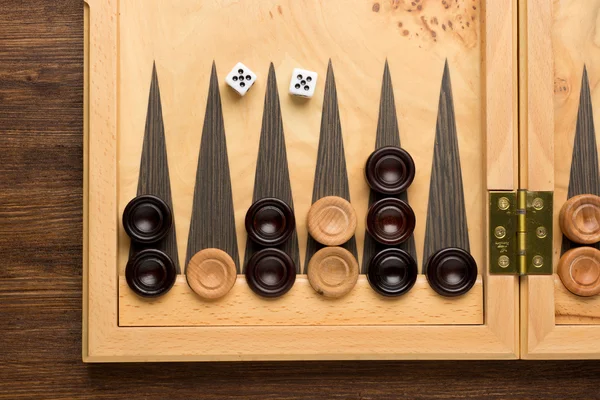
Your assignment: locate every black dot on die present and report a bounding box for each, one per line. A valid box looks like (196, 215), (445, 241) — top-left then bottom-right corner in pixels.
(240, 82), (246, 88)
(306, 76), (312, 82)
(295, 83), (301, 89)
(232, 76), (238, 81)
(239, 75), (244, 81)
(297, 74), (303, 80)
(246, 75), (251, 80)
(238, 69), (244, 74)
(301, 80), (306, 85)
(304, 86), (310, 91)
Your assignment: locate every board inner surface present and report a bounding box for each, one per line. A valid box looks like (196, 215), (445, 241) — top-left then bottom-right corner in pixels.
(116, 0), (485, 326)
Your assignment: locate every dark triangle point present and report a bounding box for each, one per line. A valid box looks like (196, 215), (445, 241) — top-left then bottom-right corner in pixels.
(423, 62), (469, 268)
(244, 66), (300, 272)
(562, 65), (600, 254)
(132, 64), (181, 273)
(304, 59), (357, 272)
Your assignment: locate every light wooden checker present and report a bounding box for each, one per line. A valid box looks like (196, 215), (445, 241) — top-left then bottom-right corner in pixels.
(84, 0), (519, 361)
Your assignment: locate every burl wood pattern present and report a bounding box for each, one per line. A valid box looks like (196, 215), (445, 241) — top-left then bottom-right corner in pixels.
(423, 61), (470, 264)
(362, 61), (417, 274)
(561, 67), (600, 254)
(132, 64), (180, 273)
(243, 64), (300, 273)
(185, 63), (240, 271)
(304, 61), (357, 273)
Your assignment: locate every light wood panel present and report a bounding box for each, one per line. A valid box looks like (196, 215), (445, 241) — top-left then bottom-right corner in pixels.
(520, 0), (554, 191)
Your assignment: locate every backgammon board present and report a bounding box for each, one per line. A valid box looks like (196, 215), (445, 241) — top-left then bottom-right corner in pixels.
(84, 0), (523, 361)
(520, 0), (600, 359)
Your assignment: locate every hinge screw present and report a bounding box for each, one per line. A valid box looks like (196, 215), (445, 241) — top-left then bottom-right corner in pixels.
(536, 226), (547, 239)
(498, 197), (510, 210)
(494, 226), (506, 239)
(498, 255), (510, 268)
(532, 197), (544, 210)
(532, 255), (544, 268)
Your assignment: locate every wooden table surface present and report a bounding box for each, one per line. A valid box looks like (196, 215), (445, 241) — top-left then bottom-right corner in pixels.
(1, 1), (599, 399)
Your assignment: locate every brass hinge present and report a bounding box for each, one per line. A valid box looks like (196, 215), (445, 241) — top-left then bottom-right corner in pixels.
(489, 190), (553, 275)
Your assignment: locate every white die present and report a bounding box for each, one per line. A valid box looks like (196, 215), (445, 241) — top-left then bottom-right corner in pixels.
(225, 62), (257, 96)
(289, 68), (318, 98)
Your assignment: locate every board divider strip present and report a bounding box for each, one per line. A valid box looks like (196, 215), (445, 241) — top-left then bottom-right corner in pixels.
(185, 62), (240, 271)
(118, 275), (484, 326)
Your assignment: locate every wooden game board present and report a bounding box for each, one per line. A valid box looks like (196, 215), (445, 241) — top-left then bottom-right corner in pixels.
(521, 0), (600, 359)
(84, 0), (519, 361)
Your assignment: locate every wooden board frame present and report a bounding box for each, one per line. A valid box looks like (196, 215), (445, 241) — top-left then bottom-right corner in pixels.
(521, 0), (600, 359)
(83, 0), (518, 361)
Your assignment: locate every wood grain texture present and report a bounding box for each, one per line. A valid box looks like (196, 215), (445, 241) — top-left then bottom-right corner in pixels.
(484, 0), (516, 190)
(561, 68), (600, 254)
(423, 61), (470, 264)
(119, 275), (482, 326)
(95, 0), (505, 360)
(132, 65), (180, 273)
(185, 63), (240, 271)
(304, 61), (358, 272)
(362, 61), (417, 273)
(4, 0), (600, 395)
(243, 64), (300, 273)
(307, 246), (359, 298)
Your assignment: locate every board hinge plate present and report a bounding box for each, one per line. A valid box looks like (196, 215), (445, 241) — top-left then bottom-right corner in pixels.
(489, 190), (553, 275)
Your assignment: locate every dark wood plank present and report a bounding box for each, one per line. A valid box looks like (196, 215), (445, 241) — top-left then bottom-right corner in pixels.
(2, 2), (600, 399)
(130, 64), (181, 272)
(185, 63), (240, 271)
(423, 61), (470, 266)
(243, 63), (300, 272)
(562, 66), (600, 254)
(362, 60), (417, 273)
(304, 60), (358, 272)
